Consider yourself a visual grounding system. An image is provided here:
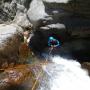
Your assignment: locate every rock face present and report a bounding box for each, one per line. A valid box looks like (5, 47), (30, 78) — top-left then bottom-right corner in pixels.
(27, 0), (49, 28)
(27, 0), (90, 30)
(27, 0), (90, 62)
(1, 0), (90, 31)
(0, 0), (32, 67)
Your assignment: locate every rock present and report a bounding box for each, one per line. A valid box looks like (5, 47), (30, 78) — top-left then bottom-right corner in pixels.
(82, 62), (90, 75)
(13, 10), (32, 28)
(44, 0), (90, 32)
(63, 0), (90, 18)
(13, 3), (32, 28)
(0, 24), (23, 47)
(27, 0), (49, 29)
(43, 0), (69, 3)
(27, 0), (70, 29)
(40, 23), (65, 30)
(0, 0), (32, 26)
(0, 24), (23, 68)
(0, 64), (44, 90)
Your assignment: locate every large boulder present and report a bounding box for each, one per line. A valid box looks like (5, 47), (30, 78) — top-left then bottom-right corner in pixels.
(0, 24), (23, 47)
(0, 24), (23, 68)
(0, 64), (43, 90)
(13, 3), (32, 28)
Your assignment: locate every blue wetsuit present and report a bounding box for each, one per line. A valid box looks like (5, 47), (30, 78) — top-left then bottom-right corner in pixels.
(48, 36), (60, 47)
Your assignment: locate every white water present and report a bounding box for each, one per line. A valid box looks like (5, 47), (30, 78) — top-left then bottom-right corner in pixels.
(38, 56), (90, 90)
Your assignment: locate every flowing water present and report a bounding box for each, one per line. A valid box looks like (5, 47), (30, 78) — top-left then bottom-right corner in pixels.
(37, 56), (90, 90)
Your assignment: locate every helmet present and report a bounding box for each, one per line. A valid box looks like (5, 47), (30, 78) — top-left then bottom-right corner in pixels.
(49, 36), (54, 41)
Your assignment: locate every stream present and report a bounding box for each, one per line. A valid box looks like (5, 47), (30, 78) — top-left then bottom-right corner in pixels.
(37, 56), (90, 90)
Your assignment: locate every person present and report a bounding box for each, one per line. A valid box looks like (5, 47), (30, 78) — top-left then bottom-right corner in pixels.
(41, 36), (60, 59)
(48, 36), (60, 48)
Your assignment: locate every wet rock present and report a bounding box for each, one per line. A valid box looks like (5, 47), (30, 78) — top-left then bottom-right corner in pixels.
(27, 0), (49, 29)
(0, 24), (23, 68)
(82, 62), (90, 75)
(0, 64), (44, 90)
(0, 24), (23, 46)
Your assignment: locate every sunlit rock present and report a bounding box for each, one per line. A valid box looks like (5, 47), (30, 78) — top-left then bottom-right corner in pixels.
(43, 0), (69, 3)
(40, 23), (65, 30)
(13, 3), (32, 28)
(0, 64), (44, 90)
(0, 24), (23, 47)
(27, 0), (49, 29)
(0, 0), (32, 24)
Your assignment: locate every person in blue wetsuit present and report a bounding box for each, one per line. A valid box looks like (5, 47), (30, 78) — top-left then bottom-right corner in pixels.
(48, 36), (60, 48)
(41, 36), (60, 58)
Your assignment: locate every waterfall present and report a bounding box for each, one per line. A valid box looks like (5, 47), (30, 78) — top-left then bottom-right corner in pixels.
(37, 56), (90, 90)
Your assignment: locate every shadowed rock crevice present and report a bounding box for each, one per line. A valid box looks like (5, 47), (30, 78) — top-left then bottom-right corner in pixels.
(29, 29), (90, 62)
